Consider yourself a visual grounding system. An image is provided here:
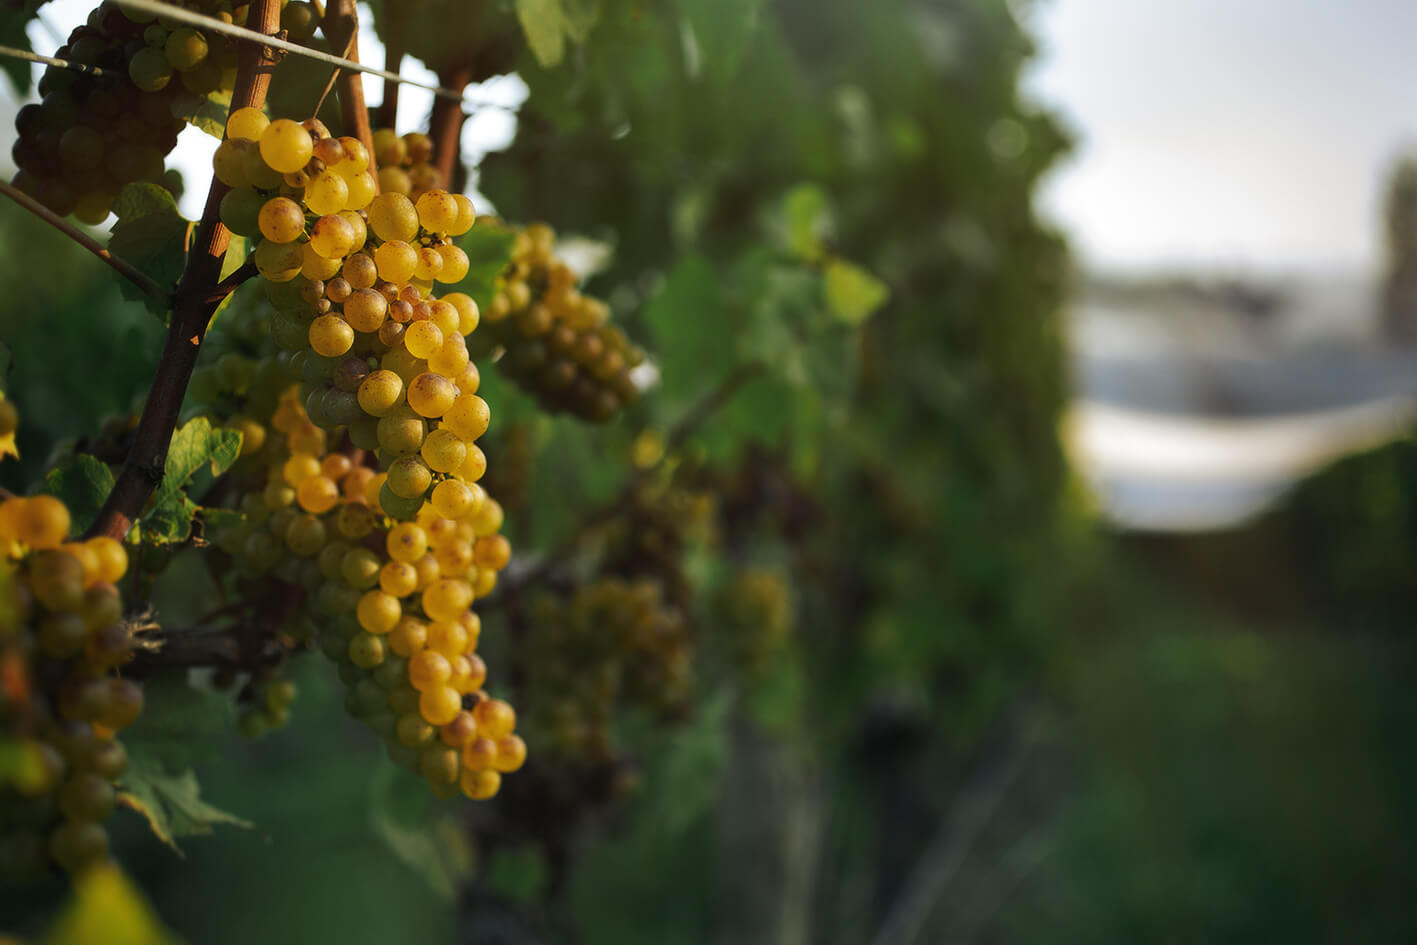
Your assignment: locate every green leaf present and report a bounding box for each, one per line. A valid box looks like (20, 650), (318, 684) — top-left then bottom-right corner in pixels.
(779, 184), (830, 261)
(450, 223), (516, 308)
(41, 864), (187, 945)
(674, 0), (763, 84)
(559, 0), (602, 43)
(117, 757), (252, 856)
(643, 253), (738, 407)
(120, 674), (237, 771)
(0, 2), (47, 96)
(516, 0), (568, 67)
(170, 89), (232, 139)
(109, 183), (186, 321)
(823, 257), (889, 324)
(140, 418), (242, 544)
(367, 761), (471, 900)
(44, 455), (116, 535)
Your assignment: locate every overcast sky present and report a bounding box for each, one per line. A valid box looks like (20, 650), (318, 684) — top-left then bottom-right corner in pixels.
(1024, 0), (1417, 274)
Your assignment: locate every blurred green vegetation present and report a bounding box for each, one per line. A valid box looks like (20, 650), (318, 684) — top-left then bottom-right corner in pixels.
(2, 0), (1416, 943)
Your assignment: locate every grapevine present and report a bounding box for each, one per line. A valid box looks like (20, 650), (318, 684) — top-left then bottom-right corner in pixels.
(0, 0), (994, 940)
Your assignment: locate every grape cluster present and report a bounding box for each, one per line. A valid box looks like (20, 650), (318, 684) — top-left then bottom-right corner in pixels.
(526, 578), (691, 765)
(204, 384), (523, 798)
(0, 492), (140, 880)
(370, 128), (445, 199)
(12, 2), (188, 222)
(714, 568), (793, 675)
(198, 105), (527, 798)
(475, 223), (645, 423)
(235, 673), (296, 737)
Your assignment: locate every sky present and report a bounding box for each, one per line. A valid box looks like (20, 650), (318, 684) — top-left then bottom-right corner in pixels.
(1023, 0), (1417, 274)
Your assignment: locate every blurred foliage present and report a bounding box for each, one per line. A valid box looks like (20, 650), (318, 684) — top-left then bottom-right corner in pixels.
(4, 0), (1415, 943)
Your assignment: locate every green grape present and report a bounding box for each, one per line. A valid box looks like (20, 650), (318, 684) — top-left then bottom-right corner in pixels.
(128, 45), (173, 91)
(386, 455), (432, 499)
(49, 821), (108, 872)
(366, 192), (419, 242)
(309, 213), (356, 260)
(402, 321), (443, 360)
(58, 773), (116, 822)
(259, 196), (305, 244)
(415, 190), (459, 234)
(348, 632), (386, 669)
(406, 372), (455, 419)
(259, 119), (314, 174)
(309, 315), (355, 357)
(304, 171), (349, 216)
(164, 28), (209, 71)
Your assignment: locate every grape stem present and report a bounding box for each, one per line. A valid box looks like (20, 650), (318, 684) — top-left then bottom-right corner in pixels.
(0, 179), (168, 304)
(85, 0), (283, 541)
(374, 1), (404, 128)
(432, 64), (473, 188)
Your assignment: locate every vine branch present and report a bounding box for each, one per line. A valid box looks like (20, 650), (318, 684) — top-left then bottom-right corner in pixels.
(432, 64), (473, 187)
(85, 0), (282, 541)
(0, 179), (167, 303)
(321, 0), (377, 172)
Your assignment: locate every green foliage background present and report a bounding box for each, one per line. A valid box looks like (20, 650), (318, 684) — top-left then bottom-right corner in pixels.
(1, 1), (1415, 943)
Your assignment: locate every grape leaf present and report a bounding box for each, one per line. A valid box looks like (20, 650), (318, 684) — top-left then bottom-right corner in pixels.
(109, 184), (186, 322)
(40, 864), (187, 945)
(44, 454), (116, 535)
(170, 89), (232, 139)
(368, 760), (471, 900)
(120, 675), (237, 770)
(516, 0), (568, 67)
(643, 253), (738, 408)
(0, 1), (48, 96)
(140, 419), (242, 544)
(673, 0), (763, 85)
(117, 757), (252, 856)
(823, 257), (889, 324)
(778, 184), (831, 261)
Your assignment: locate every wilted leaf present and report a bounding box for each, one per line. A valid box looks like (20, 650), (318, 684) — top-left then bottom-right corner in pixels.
(41, 864), (186, 945)
(118, 757), (252, 856)
(823, 257), (889, 324)
(109, 184), (186, 321)
(44, 455), (116, 535)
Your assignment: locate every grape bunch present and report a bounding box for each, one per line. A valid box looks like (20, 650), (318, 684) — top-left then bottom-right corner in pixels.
(714, 568), (793, 676)
(370, 128), (445, 200)
(525, 578), (692, 765)
(0, 489), (141, 880)
(474, 223), (646, 423)
(12, 1), (190, 222)
(203, 382), (524, 799)
(197, 104), (528, 798)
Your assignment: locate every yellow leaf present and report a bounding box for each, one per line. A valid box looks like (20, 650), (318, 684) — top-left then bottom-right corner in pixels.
(41, 865), (185, 945)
